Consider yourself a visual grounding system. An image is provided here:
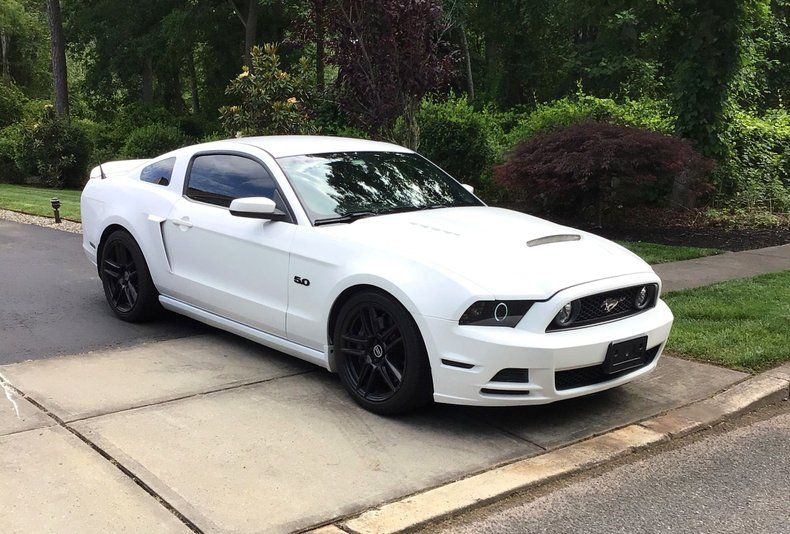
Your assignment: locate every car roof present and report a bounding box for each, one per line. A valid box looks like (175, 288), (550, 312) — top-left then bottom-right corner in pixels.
(213, 135), (413, 158)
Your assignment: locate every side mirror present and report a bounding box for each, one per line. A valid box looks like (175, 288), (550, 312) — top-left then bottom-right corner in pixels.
(229, 197), (287, 221)
(462, 183), (475, 194)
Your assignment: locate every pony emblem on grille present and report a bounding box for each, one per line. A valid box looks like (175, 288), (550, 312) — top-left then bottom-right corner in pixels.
(601, 297), (625, 313)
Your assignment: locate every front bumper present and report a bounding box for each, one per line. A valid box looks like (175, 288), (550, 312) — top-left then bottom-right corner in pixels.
(423, 274), (674, 406)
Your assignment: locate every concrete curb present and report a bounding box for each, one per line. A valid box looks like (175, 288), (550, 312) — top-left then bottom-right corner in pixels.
(309, 363), (790, 534)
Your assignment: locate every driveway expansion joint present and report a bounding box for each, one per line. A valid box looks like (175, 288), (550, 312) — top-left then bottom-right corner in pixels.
(0, 378), (204, 534)
(62, 368), (318, 424)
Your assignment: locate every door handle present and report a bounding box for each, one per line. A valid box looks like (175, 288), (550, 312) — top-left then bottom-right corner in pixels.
(171, 218), (192, 228)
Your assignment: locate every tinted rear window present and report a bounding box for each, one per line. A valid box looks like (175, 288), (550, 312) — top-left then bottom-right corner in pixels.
(140, 157), (176, 186)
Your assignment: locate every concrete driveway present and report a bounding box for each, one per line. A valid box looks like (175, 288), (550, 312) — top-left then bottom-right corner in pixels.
(0, 220), (750, 533)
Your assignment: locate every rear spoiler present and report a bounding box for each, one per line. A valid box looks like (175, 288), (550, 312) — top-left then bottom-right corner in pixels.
(89, 159), (149, 180)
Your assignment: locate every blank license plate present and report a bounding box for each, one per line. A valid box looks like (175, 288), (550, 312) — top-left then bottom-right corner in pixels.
(602, 336), (648, 374)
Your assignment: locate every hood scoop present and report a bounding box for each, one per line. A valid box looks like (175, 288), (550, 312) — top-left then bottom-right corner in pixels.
(527, 234), (581, 247)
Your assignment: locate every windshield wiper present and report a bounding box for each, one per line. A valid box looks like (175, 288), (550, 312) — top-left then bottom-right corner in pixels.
(378, 205), (424, 215)
(378, 204), (454, 215)
(313, 211), (378, 226)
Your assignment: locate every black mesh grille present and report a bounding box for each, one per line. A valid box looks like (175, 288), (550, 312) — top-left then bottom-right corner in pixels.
(547, 284), (658, 331)
(491, 368), (529, 383)
(554, 345), (660, 391)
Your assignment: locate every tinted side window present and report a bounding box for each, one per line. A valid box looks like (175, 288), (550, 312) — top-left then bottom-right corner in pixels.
(140, 157), (176, 186)
(186, 154), (284, 209)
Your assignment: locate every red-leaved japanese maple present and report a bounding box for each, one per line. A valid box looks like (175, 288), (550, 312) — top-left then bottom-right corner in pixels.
(494, 122), (714, 224)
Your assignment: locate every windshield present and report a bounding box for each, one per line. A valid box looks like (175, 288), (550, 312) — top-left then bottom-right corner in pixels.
(276, 151), (483, 224)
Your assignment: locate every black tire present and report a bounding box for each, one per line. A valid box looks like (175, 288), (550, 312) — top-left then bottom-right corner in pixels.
(334, 290), (433, 415)
(99, 230), (161, 322)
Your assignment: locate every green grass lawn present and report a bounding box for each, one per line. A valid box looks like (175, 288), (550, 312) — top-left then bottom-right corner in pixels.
(664, 270), (790, 372)
(618, 241), (722, 264)
(0, 183), (82, 221)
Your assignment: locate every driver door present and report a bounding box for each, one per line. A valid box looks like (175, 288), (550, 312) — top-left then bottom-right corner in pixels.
(162, 152), (296, 337)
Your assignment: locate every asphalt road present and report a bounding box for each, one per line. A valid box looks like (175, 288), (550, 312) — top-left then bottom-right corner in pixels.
(433, 409), (790, 534)
(0, 220), (205, 364)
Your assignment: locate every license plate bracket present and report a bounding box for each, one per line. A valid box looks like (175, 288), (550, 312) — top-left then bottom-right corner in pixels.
(602, 335), (648, 375)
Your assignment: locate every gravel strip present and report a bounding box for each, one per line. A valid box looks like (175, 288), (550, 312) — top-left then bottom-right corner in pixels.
(0, 209), (82, 234)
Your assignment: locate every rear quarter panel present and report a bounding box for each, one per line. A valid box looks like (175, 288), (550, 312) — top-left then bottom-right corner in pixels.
(81, 159), (186, 290)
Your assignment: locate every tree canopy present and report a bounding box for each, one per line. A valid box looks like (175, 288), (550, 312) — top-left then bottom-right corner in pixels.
(1, 0), (787, 212)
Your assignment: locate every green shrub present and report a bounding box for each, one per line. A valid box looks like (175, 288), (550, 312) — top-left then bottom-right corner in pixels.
(0, 125), (24, 184)
(199, 130), (228, 143)
(76, 118), (125, 165)
(121, 124), (188, 159)
(111, 103), (176, 134)
(176, 114), (215, 139)
(506, 93), (674, 150)
(0, 80), (26, 128)
(715, 109), (790, 212)
(21, 99), (51, 121)
(16, 109), (93, 189)
(416, 95), (496, 188)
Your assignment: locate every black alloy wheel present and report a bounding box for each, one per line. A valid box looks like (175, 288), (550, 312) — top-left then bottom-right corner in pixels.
(102, 240), (138, 313)
(100, 230), (161, 322)
(335, 291), (432, 414)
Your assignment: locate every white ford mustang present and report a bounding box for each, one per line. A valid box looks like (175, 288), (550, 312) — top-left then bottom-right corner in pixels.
(81, 136), (673, 414)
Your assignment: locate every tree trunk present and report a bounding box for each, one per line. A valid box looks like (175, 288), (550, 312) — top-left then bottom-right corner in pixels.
(45, 0), (69, 117)
(187, 50), (200, 113)
(141, 55), (154, 104)
(162, 65), (184, 115)
(402, 96), (420, 150)
(459, 25), (474, 101)
(244, 0), (258, 69)
(1, 31), (9, 79)
(314, 0), (325, 92)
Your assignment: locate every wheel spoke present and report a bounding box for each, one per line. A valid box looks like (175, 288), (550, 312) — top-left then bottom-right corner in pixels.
(109, 283), (121, 307)
(342, 334), (367, 346)
(384, 358), (403, 383)
(118, 283), (130, 307)
(386, 335), (403, 351)
(103, 259), (122, 279)
(381, 323), (397, 341)
(359, 307), (375, 336)
(126, 283), (138, 304)
(379, 364), (398, 392)
(341, 347), (366, 358)
(356, 364), (376, 395)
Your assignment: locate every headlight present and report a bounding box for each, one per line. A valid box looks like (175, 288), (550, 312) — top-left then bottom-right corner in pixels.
(553, 300), (580, 327)
(459, 300), (534, 327)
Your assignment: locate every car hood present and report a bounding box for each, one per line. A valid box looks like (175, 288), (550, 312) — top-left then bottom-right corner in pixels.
(317, 206), (654, 299)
